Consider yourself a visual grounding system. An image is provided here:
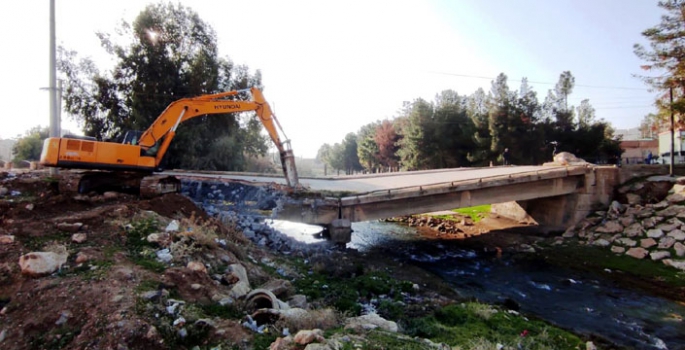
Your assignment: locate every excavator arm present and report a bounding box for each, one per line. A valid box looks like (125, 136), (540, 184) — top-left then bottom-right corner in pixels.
(136, 86), (298, 187)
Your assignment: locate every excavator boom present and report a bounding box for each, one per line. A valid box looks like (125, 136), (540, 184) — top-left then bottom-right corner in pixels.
(40, 87), (299, 195)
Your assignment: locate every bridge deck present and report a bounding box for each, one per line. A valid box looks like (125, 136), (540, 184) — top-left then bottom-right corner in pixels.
(167, 165), (574, 195)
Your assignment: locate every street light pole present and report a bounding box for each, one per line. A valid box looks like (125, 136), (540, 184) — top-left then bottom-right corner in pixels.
(48, 0), (59, 175)
(670, 86), (675, 177)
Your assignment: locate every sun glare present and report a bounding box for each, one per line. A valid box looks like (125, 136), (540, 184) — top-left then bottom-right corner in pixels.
(146, 29), (159, 43)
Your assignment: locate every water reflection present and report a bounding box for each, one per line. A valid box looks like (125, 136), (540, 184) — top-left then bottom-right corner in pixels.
(265, 219), (325, 244)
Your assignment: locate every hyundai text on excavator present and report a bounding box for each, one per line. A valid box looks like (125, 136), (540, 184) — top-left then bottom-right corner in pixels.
(39, 87), (299, 197)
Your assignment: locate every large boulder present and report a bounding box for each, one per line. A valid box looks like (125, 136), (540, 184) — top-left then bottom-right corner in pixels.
(18, 251), (68, 277)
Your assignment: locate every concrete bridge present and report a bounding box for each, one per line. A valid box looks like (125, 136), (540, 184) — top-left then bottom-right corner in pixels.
(167, 163), (662, 243)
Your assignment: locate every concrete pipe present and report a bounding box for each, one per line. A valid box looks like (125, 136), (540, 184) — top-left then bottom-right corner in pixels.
(245, 288), (289, 312)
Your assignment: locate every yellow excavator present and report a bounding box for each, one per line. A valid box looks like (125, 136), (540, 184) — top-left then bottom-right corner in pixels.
(40, 87), (299, 197)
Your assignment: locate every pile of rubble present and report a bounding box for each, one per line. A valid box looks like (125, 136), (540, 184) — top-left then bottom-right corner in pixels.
(557, 175), (685, 271)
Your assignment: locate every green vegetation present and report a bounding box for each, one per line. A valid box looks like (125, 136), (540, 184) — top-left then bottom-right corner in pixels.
(11, 126), (48, 163)
(18, 230), (72, 251)
(541, 244), (685, 288)
(199, 303), (244, 320)
(292, 260), (415, 317)
(405, 303), (584, 349)
(28, 324), (82, 350)
(453, 204), (491, 222)
(125, 217), (167, 273)
(60, 259), (113, 281)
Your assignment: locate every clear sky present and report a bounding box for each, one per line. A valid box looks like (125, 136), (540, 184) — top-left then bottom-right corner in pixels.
(0, 0), (664, 158)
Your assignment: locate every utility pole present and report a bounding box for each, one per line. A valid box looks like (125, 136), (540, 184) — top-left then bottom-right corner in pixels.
(670, 86), (675, 177)
(48, 0), (59, 175)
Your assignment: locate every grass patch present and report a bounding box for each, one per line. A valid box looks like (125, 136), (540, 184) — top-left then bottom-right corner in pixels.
(59, 259), (113, 281)
(124, 217), (167, 272)
(405, 302), (584, 349)
(200, 303), (244, 319)
(18, 231), (72, 251)
(452, 204), (491, 222)
(362, 330), (436, 349)
(541, 244), (685, 287)
(292, 264), (415, 317)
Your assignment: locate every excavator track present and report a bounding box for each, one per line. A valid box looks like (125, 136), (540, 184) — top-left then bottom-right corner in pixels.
(139, 175), (182, 198)
(58, 171), (181, 198)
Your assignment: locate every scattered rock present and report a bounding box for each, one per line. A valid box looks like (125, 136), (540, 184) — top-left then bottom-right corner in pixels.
(187, 261), (207, 274)
(18, 251), (69, 277)
(610, 246), (625, 254)
(293, 329), (324, 345)
(650, 251), (671, 261)
(646, 229), (664, 239)
(625, 247), (648, 260)
(640, 238), (657, 249)
(71, 233), (87, 244)
(662, 259), (685, 271)
(0, 235), (15, 244)
(56, 222), (83, 233)
(345, 313), (398, 333)
(668, 230), (685, 241)
(675, 242), (685, 257)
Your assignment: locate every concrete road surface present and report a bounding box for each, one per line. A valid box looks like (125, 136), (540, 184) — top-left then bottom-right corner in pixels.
(167, 165), (568, 195)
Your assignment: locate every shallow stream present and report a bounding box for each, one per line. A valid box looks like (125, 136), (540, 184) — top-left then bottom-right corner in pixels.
(274, 220), (685, 350)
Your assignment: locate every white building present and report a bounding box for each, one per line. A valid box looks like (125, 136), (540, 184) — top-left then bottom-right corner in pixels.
(658, 130), (685, 164)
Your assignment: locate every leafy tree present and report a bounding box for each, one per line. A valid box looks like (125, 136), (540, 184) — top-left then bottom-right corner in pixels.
(555, 71), (575, 112)
(466, 88), (491, 165)
(342, 133), (363, 174)
(511, 78), (544, 165)
(357, 122), (381, 172)
(552, 71), (576, 134)
(396, 99), (434, 170)
(318, 135), (362, 175)
(639, 112), (665, 138)
(58, 2), (266, 171)
(576, 99), (596, 129)
(328, 143), (346, 173)
(374, 119), (400, 169)
(431, 90), (475, 168)
(316, 144), (333, 164)
(487, 73), (518, 164)
(12, 126), (49, 162)
(634, 0), (685, 123)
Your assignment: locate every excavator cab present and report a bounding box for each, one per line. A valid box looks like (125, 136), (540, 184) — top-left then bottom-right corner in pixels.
(122, 131), (143, 145)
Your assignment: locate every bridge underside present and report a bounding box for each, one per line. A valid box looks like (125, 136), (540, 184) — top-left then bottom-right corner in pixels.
(276, 167), (600, 242)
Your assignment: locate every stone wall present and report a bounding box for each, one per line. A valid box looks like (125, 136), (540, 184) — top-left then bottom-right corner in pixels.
(557, 176), (685, 271)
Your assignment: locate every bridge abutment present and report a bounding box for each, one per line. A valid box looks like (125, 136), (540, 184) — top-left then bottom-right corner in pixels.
(492, 166), (620, 233)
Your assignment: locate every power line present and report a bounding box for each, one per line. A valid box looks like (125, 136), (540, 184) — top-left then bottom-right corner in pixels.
(593, 105), (654, 110)
(426, 70), (651, 91)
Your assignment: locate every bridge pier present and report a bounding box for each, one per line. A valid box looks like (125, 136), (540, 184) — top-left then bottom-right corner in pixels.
(328, 219), (352, 244)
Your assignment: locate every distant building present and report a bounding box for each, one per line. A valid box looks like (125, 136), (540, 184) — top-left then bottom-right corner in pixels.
(622, 139), (658, 164)
(614, 127), (658, 164)
(614, 128), (642, 141)
(0, 139), (15, 163)
(658, 130), (685, 164)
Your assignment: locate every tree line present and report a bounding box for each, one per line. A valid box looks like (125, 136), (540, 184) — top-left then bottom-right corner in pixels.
(317, 72), (622, 174)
